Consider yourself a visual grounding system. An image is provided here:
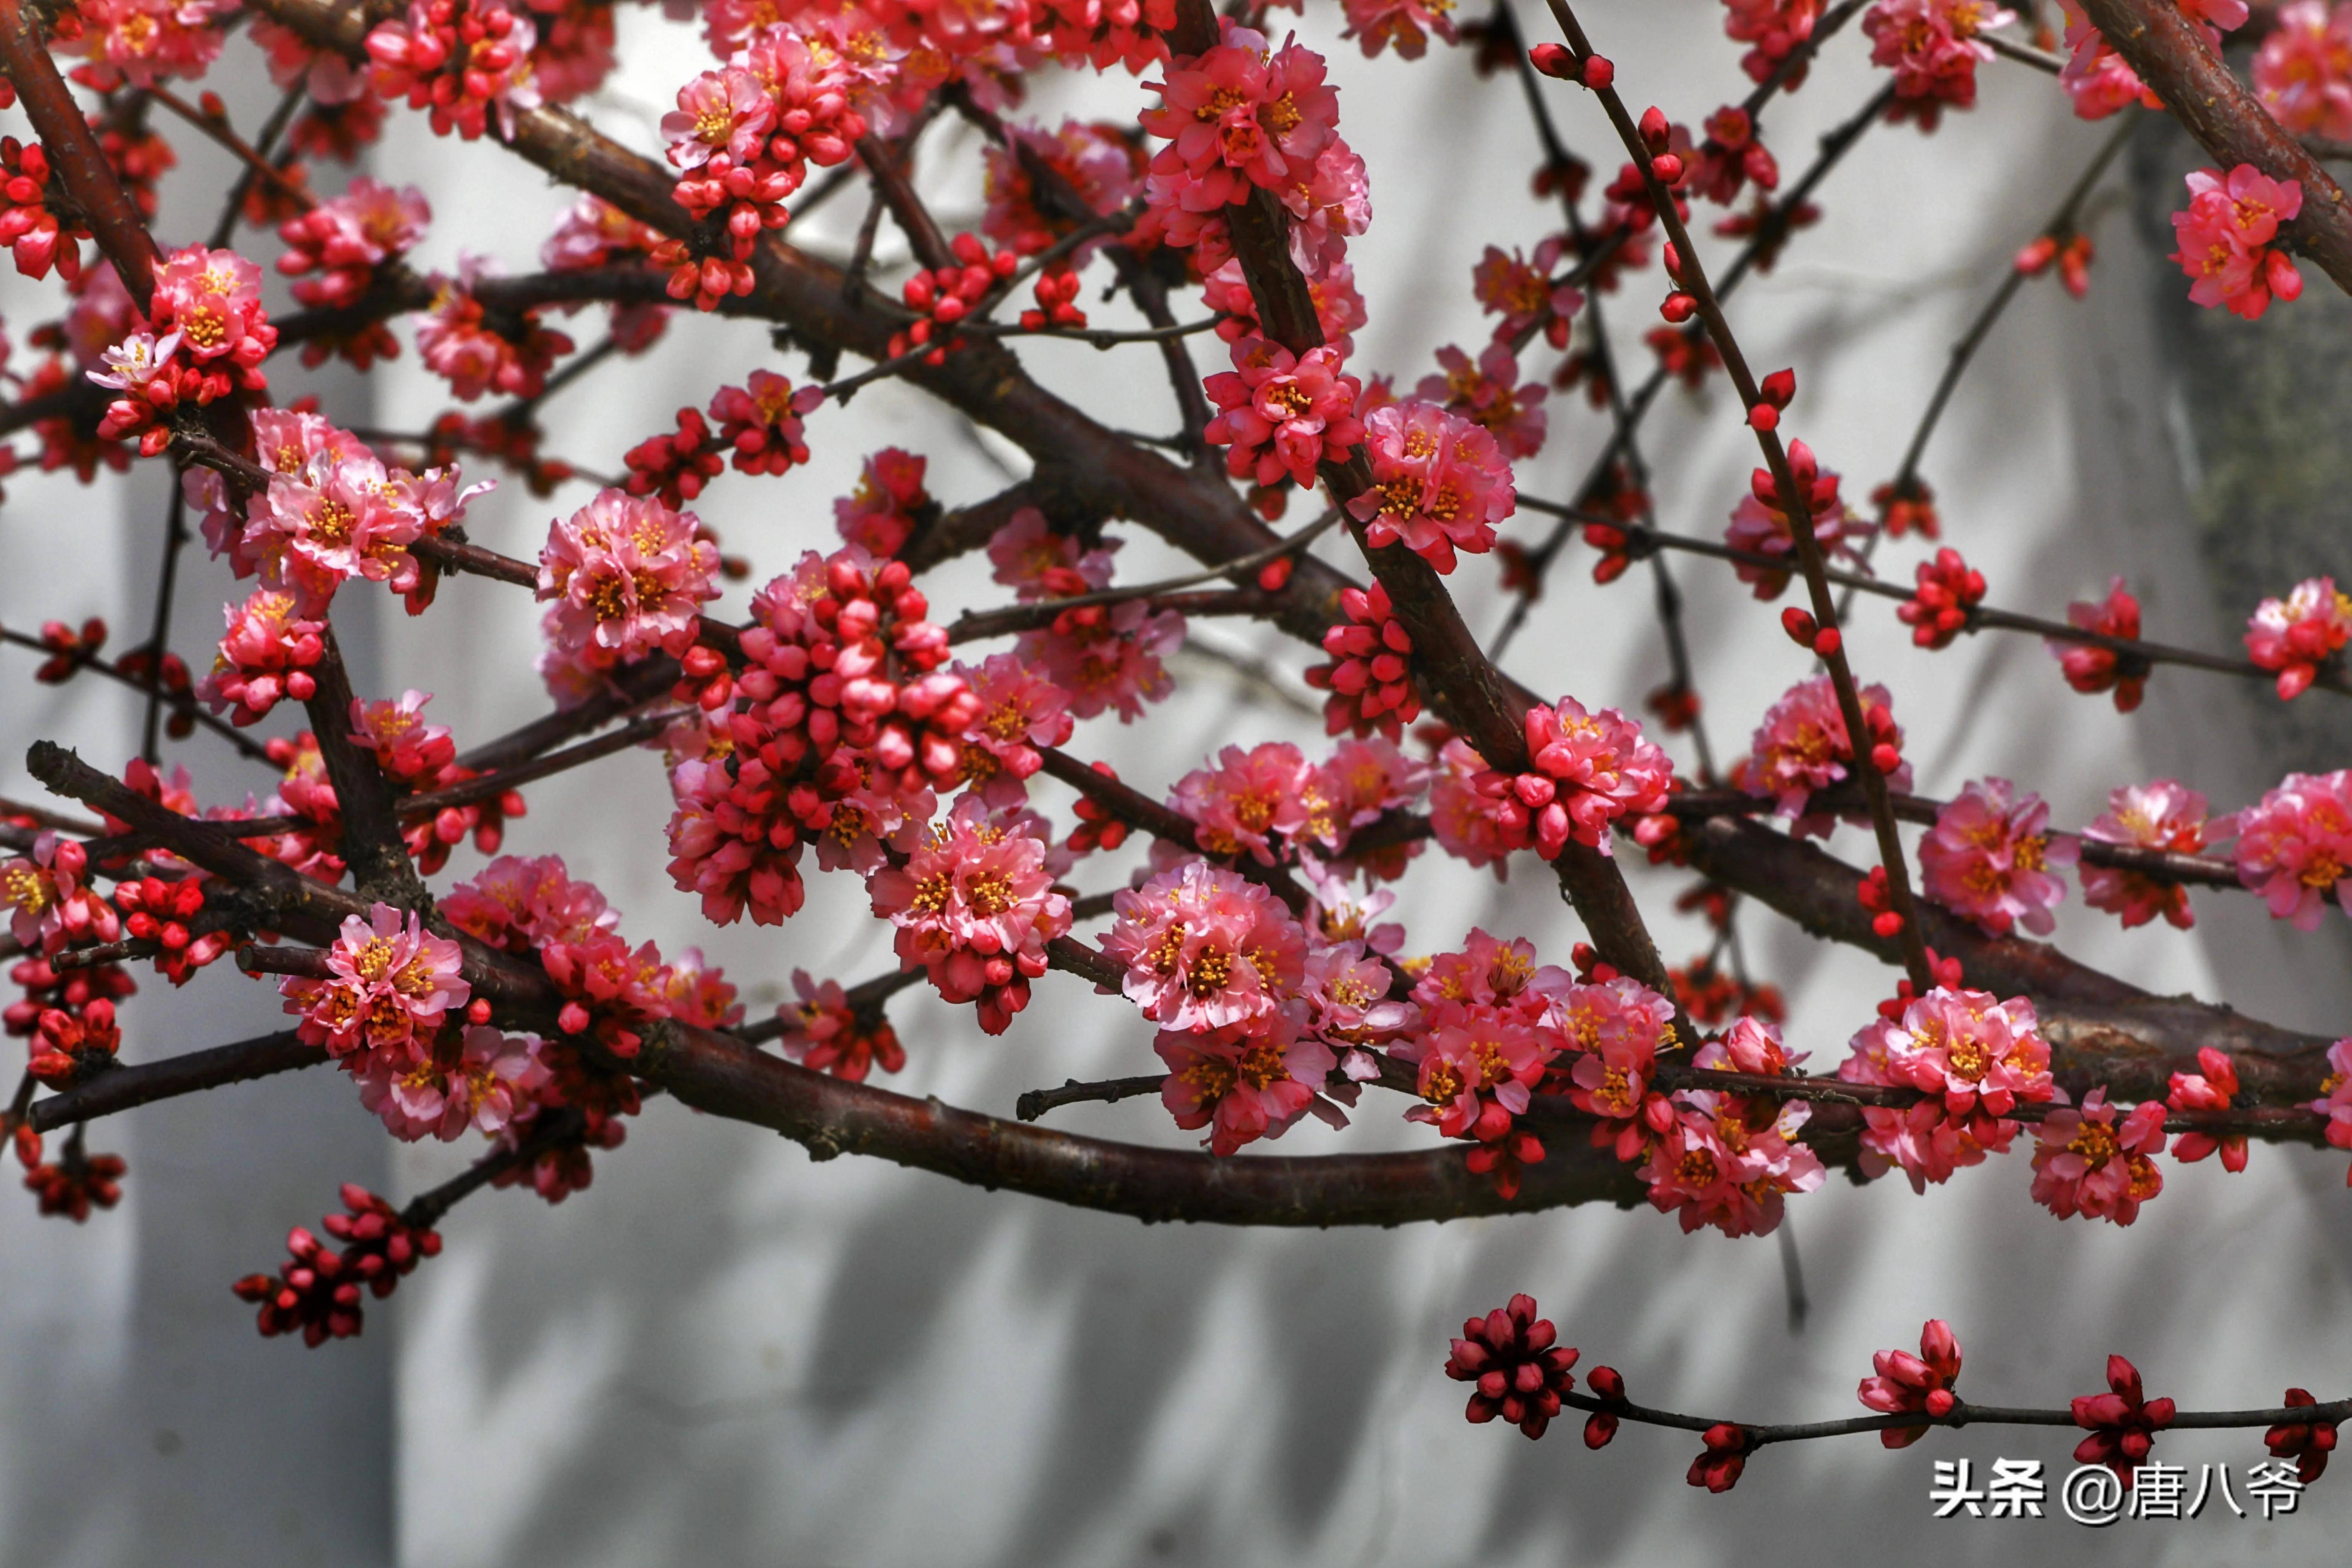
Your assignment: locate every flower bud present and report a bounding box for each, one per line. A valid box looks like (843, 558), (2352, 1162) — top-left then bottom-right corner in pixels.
(1528, 42), (1575, 78)
(1780, 607), (1817, 645)
(1812, 627), (1841, 658)
(1582, 55), (1614, 90)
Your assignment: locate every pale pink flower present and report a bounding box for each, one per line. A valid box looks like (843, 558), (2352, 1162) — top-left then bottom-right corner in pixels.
(1341, 0), (1460, 58)
(1019, 600), (1182, 722)
(1396, 1002), (1550, 1139)
(1723, 0), (1825, 83)
(1640, 1094), (1823, 1236)
(1139, 22), (1338, 205)
(1429, 738), (1520, 877)
(537, 488), (720, 669)
(2081, 780), (2209, 930)
(1413, 928), (1562, 1019)
(1170, 742), (1314, 865)
(348, 689), (454, 784)
(1296, 940), (1414, 1049)
(1416, 343), (1548, 461)
(2244, 575), (2352, 699)
(951, 652), (1074, 808)
(276, 178), (430, 310)
(1471, 239), (1580, 346)
(1883, 986), (2055, 1117)
(1103, 860), (1306, 1031)
(1919, 778), (2079, 936)
(981, 119), (1144, 259)
(2, 832), (119, 955)
(867, 798), (1073, 1034)
(70, 0), (233, 88)
(252, 448), (426, 613)
(1157, 1013), (1336, 1156)
(282, 903), (469, 1061)
(440, 854), (618, 953)
(2256, 1), (2352, 138)
(151, 245), (274, 370)
(2057, 1), (2160, 119)
(776, 970), (906, 1082)
(1202, 334), (1364, 489)
(1348, 401), (1516, 573)
(2030, 1087), (2167, 1225)
(1298, 857), (1406, 955)
(985, 506), (1118, 600)
(1861, 1), (2012, 130)
(1739, 675), (1911, 833)
(417, 256), (573, 400)
(662, 66), (777, 172)
(2229, 769), (2352, 929)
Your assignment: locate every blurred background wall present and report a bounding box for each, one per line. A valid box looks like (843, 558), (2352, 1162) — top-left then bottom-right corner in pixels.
(4, 3), (2350, 1564)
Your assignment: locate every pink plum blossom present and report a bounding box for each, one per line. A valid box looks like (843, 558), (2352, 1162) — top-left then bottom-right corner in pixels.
(2081, 780), (2210, 930)
(1918, 778), (2078, 937)
(2030, 1087), (2167, 1225)
(2228, 769), (2352, 929)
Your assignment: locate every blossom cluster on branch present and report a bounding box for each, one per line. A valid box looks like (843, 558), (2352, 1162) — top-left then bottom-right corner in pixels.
(0, 0), (2349, 1521)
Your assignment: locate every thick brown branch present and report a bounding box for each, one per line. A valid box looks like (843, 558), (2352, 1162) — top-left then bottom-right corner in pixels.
(642, 1019), (1648, 1223)
(29, 1031), (322, 1132)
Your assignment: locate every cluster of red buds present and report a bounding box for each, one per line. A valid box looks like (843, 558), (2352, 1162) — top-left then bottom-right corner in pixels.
(1645, 682), (1701, 732)
(1896, 548), (1987, 649)
(7, 950), (133, 1037)
(1670, 957), (1786, 1026)
(363, 0), (537, 143)
(656, 40), (868, 309)
(1576, 484), (1654, 585)
(708, 370), (820, 478)
(623, 406), (727, 507)
(2017, 230), (2095, 298)
(668, 548), (978, 924)
(0, 138), (81, 282)
(23, 1138), (126, 1222)
(1305, 581), (1419, 740)
(891, 234), (1019, 366)
(115, 875), (230, 985)
(30, 617), (107, 683)
(1872, 477), (1941, 540)
(1066, 760), (1133, 855)
(1444, 1293), (1581, 1439)
(2071, 1355), (2175, 1480)
(2267, 1389), (2340, 1483)
(232, 1184), (443, 1347)
(27, 997), (120, 1088)
(1019, 267), (1087, 332)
